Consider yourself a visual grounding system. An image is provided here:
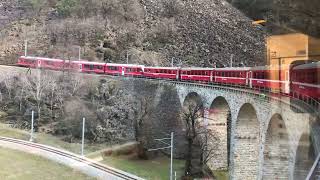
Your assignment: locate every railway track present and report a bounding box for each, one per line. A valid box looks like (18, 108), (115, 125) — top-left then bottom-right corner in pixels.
(0, 64), (318, 114)
(0, 136), (144, 180)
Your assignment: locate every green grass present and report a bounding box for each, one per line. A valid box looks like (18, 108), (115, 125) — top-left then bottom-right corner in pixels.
(0, 147), (94, 180)
(213, 170), (229, 180)
(0, 123), (186, 179)
(0, 123), (109, 155)
(101, 155), (185, 180)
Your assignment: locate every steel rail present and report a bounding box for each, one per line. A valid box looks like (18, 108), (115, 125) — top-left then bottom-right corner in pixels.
(0, 137), (143, 180)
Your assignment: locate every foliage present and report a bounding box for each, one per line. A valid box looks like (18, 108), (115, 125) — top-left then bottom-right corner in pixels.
(56, 0), (77, 17)
(23, 0), (48, 15)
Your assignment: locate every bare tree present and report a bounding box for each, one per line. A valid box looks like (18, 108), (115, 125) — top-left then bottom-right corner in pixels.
(14, 75), (28, 112)
(182, 103), (218, 177)
(25, 70), (55, 123)
(69, 73), (84, 96)
(132, 96), (153, 159)
(3, 73), (16, 100)
(198, 128), (219, 172)
(182, 102), (203, 176)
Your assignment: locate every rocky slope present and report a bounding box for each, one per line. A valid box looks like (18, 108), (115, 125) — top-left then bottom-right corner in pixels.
(0, 0), (266, 67)
(228, 0), (320, 38)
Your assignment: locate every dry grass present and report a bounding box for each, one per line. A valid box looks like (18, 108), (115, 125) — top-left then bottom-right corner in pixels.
(0, 147), (94, 180)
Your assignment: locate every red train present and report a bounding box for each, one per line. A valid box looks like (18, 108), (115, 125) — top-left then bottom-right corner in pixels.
(17, 56), (319, 103)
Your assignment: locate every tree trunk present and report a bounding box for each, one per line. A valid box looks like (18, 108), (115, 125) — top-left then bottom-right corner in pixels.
(185, 137), (193, 176)
(137, 141), (148, 160)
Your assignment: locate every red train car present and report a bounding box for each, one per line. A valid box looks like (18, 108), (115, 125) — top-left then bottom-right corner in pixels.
(290, 61), (320, 100)
(105, 63), (144, 77)
(143, 67), (180, 80)
(17, 56), (40, 68)
(180, 68), (214, 82)
(250, 66), (290, 93)
(214, 67), (250, 86)
(40, 57), (71, 70)
(74, 61), (106, 74)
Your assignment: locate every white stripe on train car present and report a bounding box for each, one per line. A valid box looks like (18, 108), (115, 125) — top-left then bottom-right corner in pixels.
(292, 82), (320, 88)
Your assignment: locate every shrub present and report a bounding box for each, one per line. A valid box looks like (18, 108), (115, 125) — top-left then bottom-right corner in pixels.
(56, 0), (77, 17)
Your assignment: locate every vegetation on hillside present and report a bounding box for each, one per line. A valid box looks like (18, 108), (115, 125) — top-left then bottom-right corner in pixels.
(0, 0), (265, 67)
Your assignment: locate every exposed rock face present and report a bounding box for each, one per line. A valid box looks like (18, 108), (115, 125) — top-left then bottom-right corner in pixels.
(0, 0), (266, 67)
(141, 0), (266, 67)
(228, 0), (320, 38)
(0, 0), (24, 29)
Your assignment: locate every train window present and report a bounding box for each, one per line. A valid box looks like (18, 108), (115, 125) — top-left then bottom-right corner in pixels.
(89, 65), (94, 70)
(108, 66), (118, 71)
(97, 66), (103, 70)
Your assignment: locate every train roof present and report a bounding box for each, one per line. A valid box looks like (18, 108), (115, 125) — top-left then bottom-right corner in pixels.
(250, 65), (289, 71)
(144, 66), (180, 70)
(107, 63), (144, 67)
(180, 67), (214, 71)
(21, 56), (66, 62)
(215, 67), (251, 71)
(73, 61), (106, 65)
(293, 61), (320, 70)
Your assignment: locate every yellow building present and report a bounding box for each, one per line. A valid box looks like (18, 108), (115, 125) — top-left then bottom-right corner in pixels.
(265, 33), (320, 92)
(267, 33), (320, 67)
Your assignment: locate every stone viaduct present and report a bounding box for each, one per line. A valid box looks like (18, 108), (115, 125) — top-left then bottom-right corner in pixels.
(2, 65), (319, 179)
(172, 81), (319, 180)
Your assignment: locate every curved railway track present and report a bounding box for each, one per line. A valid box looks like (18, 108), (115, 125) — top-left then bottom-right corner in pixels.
(1, 64), (319, 114)
(0, 136), (144, 180)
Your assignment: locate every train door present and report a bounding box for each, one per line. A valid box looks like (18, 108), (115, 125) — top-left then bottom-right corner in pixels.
(210, 71), (213, 82)
(246, 71), (252, 88)
(176, 69), (180, 80)
(284, 70), (290, 94)
(121, 67), (125, 76)
(37, 59), (41, 68)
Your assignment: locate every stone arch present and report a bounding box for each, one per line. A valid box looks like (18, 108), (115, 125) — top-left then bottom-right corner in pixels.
(262, 114), (290, 179)
(233, 103), (260, 179)
(293, 132), (315, 179)
(183, 92), (203, 107)
(206, 96), (231, 170)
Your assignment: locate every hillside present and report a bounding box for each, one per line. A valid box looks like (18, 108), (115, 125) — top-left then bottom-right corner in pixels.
(228, 0), (320, 38)
(0, 0), (266, 67)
